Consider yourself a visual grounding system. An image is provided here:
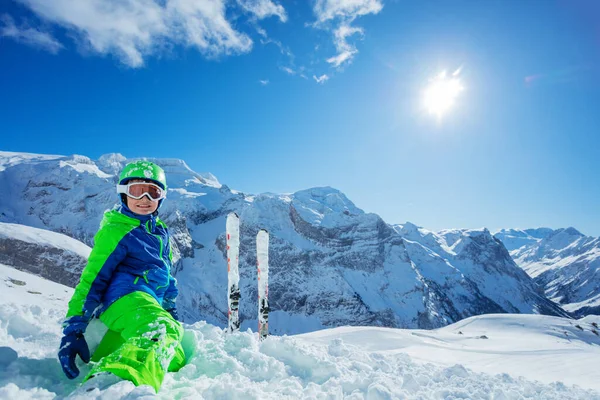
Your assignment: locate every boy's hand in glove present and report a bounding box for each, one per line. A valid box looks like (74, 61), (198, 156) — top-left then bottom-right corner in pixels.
(58, 332), (90, 379)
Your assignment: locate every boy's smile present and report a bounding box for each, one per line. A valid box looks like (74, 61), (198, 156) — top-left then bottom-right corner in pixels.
(127, 196), (159, 215)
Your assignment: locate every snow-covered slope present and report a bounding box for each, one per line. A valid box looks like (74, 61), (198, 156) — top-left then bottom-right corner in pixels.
(0, 222), (90, 287)
(495, 227), (600, 317)
(494, 228), (554, 251)
(0, 151), (568, 334)
(1, 264), (598, 399)
(393, 223), (567, 318)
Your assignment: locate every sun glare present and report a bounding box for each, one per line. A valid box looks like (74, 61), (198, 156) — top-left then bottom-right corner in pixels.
(423, 70), (464, 118)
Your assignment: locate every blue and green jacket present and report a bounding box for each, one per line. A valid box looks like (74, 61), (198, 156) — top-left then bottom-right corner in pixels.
(63, 206), (178, 335)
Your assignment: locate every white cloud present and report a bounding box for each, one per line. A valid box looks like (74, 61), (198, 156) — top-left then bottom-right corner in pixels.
(326, 23), (362, 67)
(0, 14), (63, 54)
(313, 74), (329, 84)
(237, 0), (287, 22)
(259, 79), (269, 85)
(326, 51), (353, 67)
(259, 33), (293, 58)
(281, 66), (296, 75)
(314, 0), (382, 23)
(14, 0), (254, 67)
(255, 26), (268, 38)
(312, 0), (383, 68)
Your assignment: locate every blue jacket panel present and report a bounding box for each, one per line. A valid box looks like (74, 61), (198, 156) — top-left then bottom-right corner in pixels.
(99, 206), (177, 314)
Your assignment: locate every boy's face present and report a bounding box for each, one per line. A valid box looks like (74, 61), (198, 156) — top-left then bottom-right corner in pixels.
(126, 179), (160, 215)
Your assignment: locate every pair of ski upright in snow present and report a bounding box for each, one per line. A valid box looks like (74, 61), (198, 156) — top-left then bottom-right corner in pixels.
(226, 212), (269, 340)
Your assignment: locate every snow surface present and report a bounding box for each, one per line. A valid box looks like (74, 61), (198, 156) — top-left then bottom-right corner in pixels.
(0, 223), (91, 260)
(0, 151), (63, 172)
(1, 264), (599, 399)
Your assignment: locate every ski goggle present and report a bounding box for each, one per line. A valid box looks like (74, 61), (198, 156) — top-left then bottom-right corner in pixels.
(116, 182), (166, 201)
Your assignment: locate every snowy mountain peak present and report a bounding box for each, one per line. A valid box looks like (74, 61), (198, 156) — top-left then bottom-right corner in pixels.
(0, 151), (63, 172)
(540, 227), (585, 252)
(561, 227), (583, 237)
(444, 228), (496, 256)
(97, 154), (222, 188)
(463, 228), (492, 239)
(290, 186), (364, 227)
(97, 153), (127, 176)
(524, 227), (555, 240)
(395, 222), (438, 245)
(494, 229), (543, 252)
(398, 221), (420, 233)
(500, 226), (600, 317)
(59, 154), (112, 179)
(150, 157), (221, 188)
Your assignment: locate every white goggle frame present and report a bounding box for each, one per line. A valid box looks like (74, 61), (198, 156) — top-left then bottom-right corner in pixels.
(116, 182), (166, 201)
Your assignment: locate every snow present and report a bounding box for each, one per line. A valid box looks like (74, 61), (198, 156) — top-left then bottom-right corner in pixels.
(0, 223), (91, 259)
(0, 151), (63, 172)
(504, 227), (600, 315)
(1, 264), (599, 399)
(291, 187), (364, 228)
(300, 314), (600, 392)
(58, 159), (112, 179)
(168, 188), (207, 198)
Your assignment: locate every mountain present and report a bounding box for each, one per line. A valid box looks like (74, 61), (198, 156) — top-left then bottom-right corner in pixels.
(495, 227), (600, 317)
(494, 228), (555, 252)
(393, 223), (566, 318)
(1, 263), (598, 398)
(0, 151), (568, 334)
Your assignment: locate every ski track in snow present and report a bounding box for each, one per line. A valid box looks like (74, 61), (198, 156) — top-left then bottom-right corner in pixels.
(1, 264), (599, 400)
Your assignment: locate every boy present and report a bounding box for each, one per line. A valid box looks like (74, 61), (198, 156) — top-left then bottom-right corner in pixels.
(58, 160), (185, 393)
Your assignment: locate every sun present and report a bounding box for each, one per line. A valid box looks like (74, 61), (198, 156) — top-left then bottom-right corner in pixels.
(423, 70), (464, 117)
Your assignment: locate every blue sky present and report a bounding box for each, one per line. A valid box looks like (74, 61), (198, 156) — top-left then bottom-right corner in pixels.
(1, 0), (600, 236)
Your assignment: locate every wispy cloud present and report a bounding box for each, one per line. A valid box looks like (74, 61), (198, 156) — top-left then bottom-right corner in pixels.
(0, 14), (63, 54)
(259, 79), (269, 85)
(313, 74), (329, 84)
(281, 66), (296, 75)
(237, 0), (287, 22)
(313, 0), (383, 68)
(257, 28), (293, 58)
(13, 0), (256, 67)
(326, 24), (363, 67)
(314, 0), (382, 23)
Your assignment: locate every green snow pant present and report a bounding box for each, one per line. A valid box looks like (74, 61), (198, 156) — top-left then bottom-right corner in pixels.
(86, 291), (186, 392)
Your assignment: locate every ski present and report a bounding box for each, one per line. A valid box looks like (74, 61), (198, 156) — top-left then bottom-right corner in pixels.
(226, 212), (241, 333)
(257, 229), (269, 340)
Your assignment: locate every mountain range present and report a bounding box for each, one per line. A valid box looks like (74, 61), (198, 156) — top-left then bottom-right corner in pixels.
(0, 151), (587, 334)
(495, 228), (600, 317)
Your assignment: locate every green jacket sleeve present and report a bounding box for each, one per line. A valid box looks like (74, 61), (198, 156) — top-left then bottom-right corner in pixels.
(63, 224), (129, 334)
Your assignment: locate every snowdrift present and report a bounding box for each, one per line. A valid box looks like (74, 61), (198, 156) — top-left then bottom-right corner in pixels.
(1, 264), (599, 399)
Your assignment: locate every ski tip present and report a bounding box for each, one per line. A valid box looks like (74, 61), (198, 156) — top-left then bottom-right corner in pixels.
(227, 212), (240, 219)
(258, 228), (269, 234)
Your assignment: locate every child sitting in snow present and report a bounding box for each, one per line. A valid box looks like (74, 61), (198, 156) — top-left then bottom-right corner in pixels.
(58, 160), (185, 392)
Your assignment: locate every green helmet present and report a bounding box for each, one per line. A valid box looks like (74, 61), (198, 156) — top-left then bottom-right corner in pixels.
(119, 160), (167, 190)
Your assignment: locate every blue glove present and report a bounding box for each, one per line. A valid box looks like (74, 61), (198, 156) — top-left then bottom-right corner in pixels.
(58, 332), (90, 379)
(166, 307), (179, 321)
